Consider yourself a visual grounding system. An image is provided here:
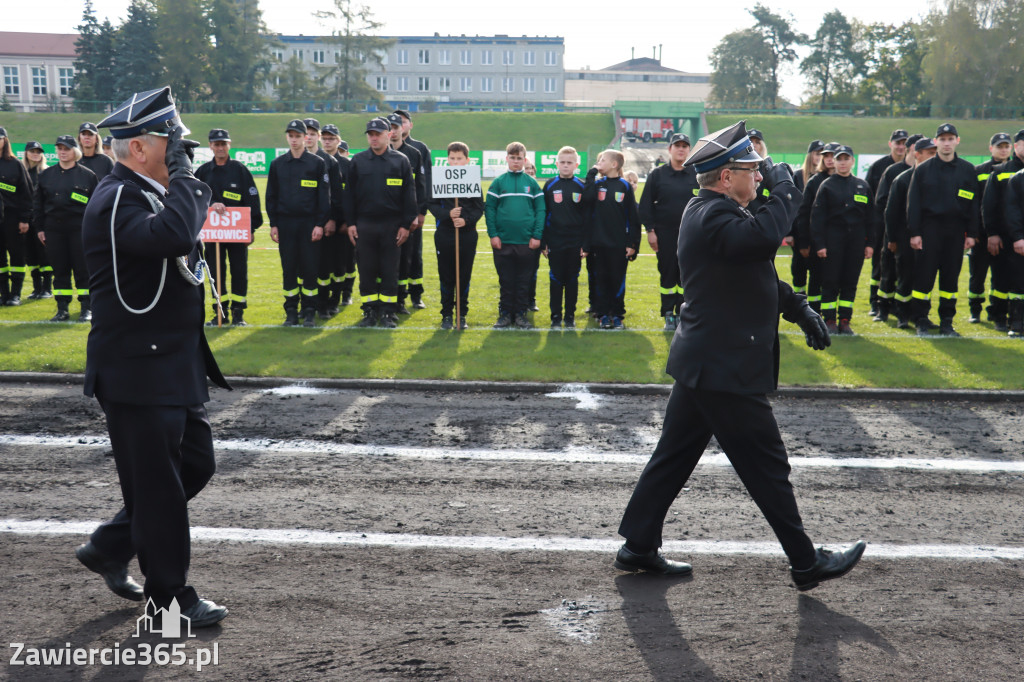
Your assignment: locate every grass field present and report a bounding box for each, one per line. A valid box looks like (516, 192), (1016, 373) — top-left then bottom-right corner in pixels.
(0, 112), (616, 157)
(2, 178), (1023, 389)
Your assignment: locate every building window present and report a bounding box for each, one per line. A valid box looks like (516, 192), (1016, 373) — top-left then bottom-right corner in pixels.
(418, 76), (430, 92)
(439, 49), (450, 65)
(544, 77), (557, 93)
(397, 76), (408, 92)
(334, 51), (341, 63)
(523, 77), (535, 93)
(312, 50), (325, 64)
(273, 49), (284, 62)
(397, 49), (408, 65)
(502, 50), (514, 66)
(3, 66), (19, 95)
(418, 49), (430, 65)
(481, 50), (492, 66)
(460, 49), (472, 65)
(438, 77), (451, 93)
(32, 67), (47, 96)
(58, 67), (74, 96)
(523, 51), (535, 66)
(481, 77), (493, 93)
(459, 77), (472, 93)
(295, 50), (304, 61)
(545, 50), (558, 66)
(376, 76), (388, 91)
(502, 77), (514, 93)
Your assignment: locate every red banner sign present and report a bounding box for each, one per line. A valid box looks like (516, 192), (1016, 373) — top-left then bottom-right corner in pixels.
(200, 207), (252, 243)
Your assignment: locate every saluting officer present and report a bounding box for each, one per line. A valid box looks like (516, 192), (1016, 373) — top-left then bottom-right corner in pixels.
(321, 124), (356, 309)
(387, 113), (428, 314)
(980, 130), (1024, 332)
(344, 117), (417, 328)
(301, 118), (345, 319)
(639, 132), (699, 330)
(265, 119), (330, 327)
(77, 121), (115, 180)
(77, 86), (229, 627)
(967, 133), (1013, 323)
(906, 123), (979, 336)
(872, 134), (923, 322)
(394, 109), (431, 308)
(33, 135), (97, 322)
(194, 128), (263, 326)
(0, 126), (33, 306)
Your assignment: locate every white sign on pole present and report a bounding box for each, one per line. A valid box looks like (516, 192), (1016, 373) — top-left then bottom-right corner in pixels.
(432, 165), (483, 199)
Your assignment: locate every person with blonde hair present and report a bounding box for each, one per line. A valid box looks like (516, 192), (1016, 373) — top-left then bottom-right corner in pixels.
(22, 141), (52, 300)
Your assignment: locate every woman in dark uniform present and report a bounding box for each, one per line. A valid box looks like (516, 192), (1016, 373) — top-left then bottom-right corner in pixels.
(794, 142), (838, 313)
(23, 141), (52, 300)
(0, 127), (33, 306)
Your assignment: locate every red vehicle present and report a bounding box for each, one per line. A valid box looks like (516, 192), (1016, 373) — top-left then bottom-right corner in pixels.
(620, 117), (675, 143)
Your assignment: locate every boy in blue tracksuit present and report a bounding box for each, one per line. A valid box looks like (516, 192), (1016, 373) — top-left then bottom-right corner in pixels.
(581, 150), (640, 329)
(542, 146), (590, 328)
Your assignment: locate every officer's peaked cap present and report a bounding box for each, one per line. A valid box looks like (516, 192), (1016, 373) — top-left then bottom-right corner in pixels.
(99, 87), (189, 139)
(684, 120), (763, 173)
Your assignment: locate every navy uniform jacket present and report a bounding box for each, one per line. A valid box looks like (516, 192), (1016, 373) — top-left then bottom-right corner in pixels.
(638, 163), (699, 232)
(343, 148), (417, 227)
(33, 162), (98, 231)
(80, 152), (114, 181)
(884, 167), (915, 244)
(810, 173), (874, 250)
(907, 154), (980, 239)
(0, 157), (33, 222)
(265, 151), (330, 226)
(668, 182), (804, 394)
(581, 176), (640, 253)
(542, 175), (588, 251)
(82, 163), (229, 405)
(981, 155), (1024, 242)
(194, 158), (264, 231)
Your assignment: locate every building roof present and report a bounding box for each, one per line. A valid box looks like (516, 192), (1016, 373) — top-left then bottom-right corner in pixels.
(0, 32), (78, 58)
(277, 34), (563, 46)
(601, 57), (680, 73)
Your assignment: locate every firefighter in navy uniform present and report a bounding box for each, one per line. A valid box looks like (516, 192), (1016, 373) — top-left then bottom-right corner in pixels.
(0, 127), (33, 306)
(77, 121), (115, 180)
(981, 130), (1024, 332)
(967, 133), (1013, 323)
(77, 86), (230, 628)
(266, 119), (330, 327)
(344, 117), (417, 328)
(394, 109), (431, 308)
(810, 145), (874, 335)
(872, 134), (922, 322)
(321, 124), (356, 309)
(615, 120), (865, 590)
(865, 130), (909, 316)
(1003, 167), (1024, 336)
(639, 132), (699, 330)
(794, 142), (839, 313)
(194, 128), (263, 326)
(300, 118), (344, 319)
(33, 135), (98, 322)
(387, 113), (428, 314)
(23, 140), (53, 300)
(789, 140), (824, 300)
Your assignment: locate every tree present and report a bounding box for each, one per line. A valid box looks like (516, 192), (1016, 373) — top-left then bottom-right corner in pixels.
(73, 1), (118, 105)
(273, 55), (316, 104)
(708, 29), (775, 107)
(155, 0), (211, 103)
(748, 4), (804, 109)
(207, 0), (276, 105)
(313, 0), (394, 105)
(853, 21), (929, 115)
(113, 0), (162, 101)
(801, 10), (864, 107)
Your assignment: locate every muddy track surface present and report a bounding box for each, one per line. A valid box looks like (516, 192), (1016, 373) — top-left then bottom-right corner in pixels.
(1, 381), (1022, 680)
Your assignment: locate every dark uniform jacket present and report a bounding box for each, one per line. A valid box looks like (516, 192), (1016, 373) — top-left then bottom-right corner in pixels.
(907, 154), (980, 239)
(873, 160), (910, 243)
(33, 163), (98, 231)
(1004, 171), (1024, 244)
(406, 136), (432, 205)
(638, 163), (699, 232)
(428, 195), (483, 233)
(315, 148), (345, 226)
(981, 155), (1024, 242)
(334, 154), (352, 225)
(794, 171), (831, 251)
(265, 150), (330, 226)
(395, 140), (428, 216)
(195, 158), (264, 231)
(542, 175), (588, 251)
(581, 176), (640, 253)
(82, 164), (228, 405)
(867, 155), (898, 196)
(343, 148), (417, 227)
(810, 173), (874, 250)
(669, 182), (804, 395)
(973, 157), (1003, 239)
(0, 157), (33, 222)
(80, 153), (114, 181)
(884, 167), (915, 244)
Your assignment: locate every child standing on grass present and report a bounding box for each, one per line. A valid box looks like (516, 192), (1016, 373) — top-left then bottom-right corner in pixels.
(542, 146), (590, 329)
(429, 142), (483, 330)
(485, 141), (545, 329)
(582, 150), (640, 329)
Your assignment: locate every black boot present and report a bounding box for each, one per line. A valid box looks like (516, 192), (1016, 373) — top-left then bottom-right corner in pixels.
(39, 272), (53, 299)
(302, 308), (316, 327)
(231, 307), (247, 326)
(51, 302), (70, 322)
(206, 304), (227, 326)
(28, 269), (43, 299)
(356, 308), (378, 328)
(1008, 300), (1024, 338)
(78, 303), (92, 323)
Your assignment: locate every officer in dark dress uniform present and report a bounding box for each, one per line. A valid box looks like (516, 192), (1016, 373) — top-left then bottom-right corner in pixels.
(639, 132), (699, 330)
(76, 87), (230, 628)
(195, 128), (263, 326)
(77, 121), (115, 180)
(615, 121), (865, 591)
(344, 117), (417, 328)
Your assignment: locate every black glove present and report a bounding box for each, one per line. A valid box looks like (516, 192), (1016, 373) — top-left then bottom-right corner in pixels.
(165, 126), (200, 182)
(761, 157), (795, 192)
(794, 301), (831, 350)
(586, 166), (599, 182)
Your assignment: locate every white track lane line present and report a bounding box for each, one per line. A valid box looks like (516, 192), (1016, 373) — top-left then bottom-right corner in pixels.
(3, 519), (1021, 560)
(2, 433), (1023, 472)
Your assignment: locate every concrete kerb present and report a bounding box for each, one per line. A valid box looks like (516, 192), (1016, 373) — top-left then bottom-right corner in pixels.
(2, 372), (1024, 402)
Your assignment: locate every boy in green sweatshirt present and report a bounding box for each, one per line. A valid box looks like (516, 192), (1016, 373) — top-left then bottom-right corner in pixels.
(485, 141), (545, 328)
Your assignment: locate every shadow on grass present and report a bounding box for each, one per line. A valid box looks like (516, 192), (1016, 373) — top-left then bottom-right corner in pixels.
(0, 321), (80, 354)
(395, 328), (467, 379)
(542, 328), (661, 384)
(830, 334), (937, 388)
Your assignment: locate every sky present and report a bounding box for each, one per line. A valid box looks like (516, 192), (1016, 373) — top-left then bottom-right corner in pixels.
(7, 0), (939, 102)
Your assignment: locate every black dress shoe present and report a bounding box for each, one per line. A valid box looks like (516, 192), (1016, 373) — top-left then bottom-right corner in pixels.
(181, 598), (229, 628)
(75, 543), (144, 601)
(614, 545), (692, 576)
(790, 540), (866, 591)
